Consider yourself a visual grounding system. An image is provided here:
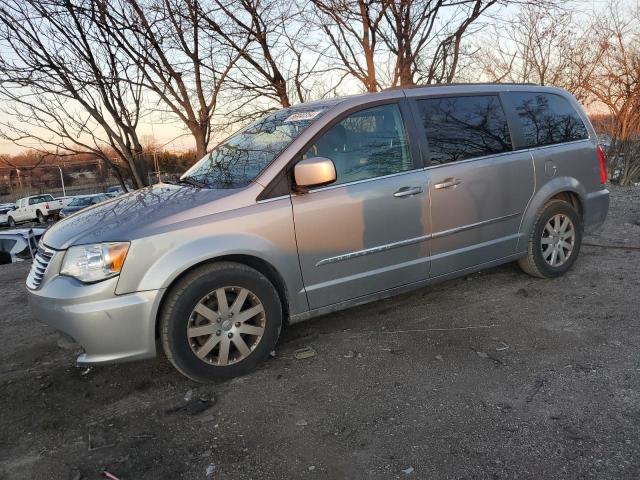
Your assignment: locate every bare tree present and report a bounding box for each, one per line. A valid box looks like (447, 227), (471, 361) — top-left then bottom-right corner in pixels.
(312, 0), (511, 91)
(200, 0), (331, 115)
(310, 0), (386, 92)
(585, 2), (640, 185)
(0, 0), (151, 188)
(474, 4), (593, 100)
(97, 0), (240, 158)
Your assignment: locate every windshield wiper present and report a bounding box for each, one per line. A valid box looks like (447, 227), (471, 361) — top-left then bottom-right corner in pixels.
(176, 177), (208, 188)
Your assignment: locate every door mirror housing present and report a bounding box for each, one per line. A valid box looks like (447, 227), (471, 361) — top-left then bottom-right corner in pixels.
(294, 157), (336, 191)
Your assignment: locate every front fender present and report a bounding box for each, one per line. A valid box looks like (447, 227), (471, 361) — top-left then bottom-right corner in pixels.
(114, 196), (309, 316)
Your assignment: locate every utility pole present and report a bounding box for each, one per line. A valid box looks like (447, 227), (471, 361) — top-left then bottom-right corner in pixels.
(56, 165), (66, 196)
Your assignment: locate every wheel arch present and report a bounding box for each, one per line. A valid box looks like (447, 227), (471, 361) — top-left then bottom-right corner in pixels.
(519, 177), (587, 243)
(154, 254), (291, 340)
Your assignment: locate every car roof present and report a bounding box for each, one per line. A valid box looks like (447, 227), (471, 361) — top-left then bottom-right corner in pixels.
(271, 82), (570, 113)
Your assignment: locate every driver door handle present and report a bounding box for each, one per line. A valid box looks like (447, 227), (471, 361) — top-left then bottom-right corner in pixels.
(434, 178), (461, 190)
(393, 186), (423, 198)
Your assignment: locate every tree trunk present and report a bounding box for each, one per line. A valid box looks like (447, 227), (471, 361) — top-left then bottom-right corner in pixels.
(275, 78), (291, 107)
(193, 128), (208, 159)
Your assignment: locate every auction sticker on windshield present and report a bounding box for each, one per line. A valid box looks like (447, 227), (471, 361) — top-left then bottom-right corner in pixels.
(284, 111), (323, 122)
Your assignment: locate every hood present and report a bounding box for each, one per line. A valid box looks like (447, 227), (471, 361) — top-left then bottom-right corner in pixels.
(43, 183), (246, 249)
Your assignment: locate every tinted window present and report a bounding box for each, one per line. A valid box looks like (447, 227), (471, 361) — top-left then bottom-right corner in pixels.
(507, 92), (588, 147)
(418, 96), (512, 165)
(304, 104), (413, 185)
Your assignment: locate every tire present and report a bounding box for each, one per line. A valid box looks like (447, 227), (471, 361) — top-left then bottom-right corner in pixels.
(8, 216), (16, 227)
(160, 262), (282, 382)
(518, 199), (583, 278)
(36, 210), (45, 224)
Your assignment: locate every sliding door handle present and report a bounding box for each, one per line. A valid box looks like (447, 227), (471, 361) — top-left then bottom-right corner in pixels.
(393, 186), (423, 198)
(434, 178), (461, 190)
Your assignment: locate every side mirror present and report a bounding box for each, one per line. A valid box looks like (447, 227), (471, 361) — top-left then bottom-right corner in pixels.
(294, 157), (336, 191)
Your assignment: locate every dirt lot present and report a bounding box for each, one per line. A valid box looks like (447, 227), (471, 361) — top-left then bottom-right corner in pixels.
(1, 187), (639, 480)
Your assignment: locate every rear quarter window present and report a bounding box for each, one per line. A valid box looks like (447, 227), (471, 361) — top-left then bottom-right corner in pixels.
(506, 92), (589, 148)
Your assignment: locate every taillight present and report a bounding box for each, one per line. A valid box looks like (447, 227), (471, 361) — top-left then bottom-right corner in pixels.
(45, 203), (49, 209)
(597, 145), (607, 184)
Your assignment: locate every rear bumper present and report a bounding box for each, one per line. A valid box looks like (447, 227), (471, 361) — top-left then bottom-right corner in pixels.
(583, 188), (610, 233)
(27, 274), (164, 366)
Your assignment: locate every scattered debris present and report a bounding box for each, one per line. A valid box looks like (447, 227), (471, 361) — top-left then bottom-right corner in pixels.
(343, 350), (355, 358)
(296, 419), (308, 426)
(435, 355), (443, 362)
(382, 347), (404, 355)
(184, 389), (193, 402)
(102, 472), (120, 480)
(88, 433), (116, 452)
(166, 393), (215, 415)
(383, 324), (498, 334)
(308, 465), (316, 471)
(80, 367), (92, 376)
(270, 350), (277, 358)
(526, 377), (544, 403)
(401, 466), (414, 475)
(473, 348), (505, 365)
(495, 342), (510, 351)
(294, 347), (317, 360)
(206, 463), (216, 476)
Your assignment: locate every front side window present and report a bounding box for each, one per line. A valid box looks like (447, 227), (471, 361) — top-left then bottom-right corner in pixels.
(418, 95), (512, 165)
(304, 104), (413, 185)
(507, 92), (589, 148)
(182, 105), (331, 189)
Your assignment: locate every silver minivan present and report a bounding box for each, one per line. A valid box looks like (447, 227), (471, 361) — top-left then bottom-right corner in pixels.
(27, 84), (610, 381)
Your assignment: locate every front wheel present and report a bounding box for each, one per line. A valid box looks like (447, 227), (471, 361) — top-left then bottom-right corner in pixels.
(518, 199), (583, 278)
(160, 262), (282, 382)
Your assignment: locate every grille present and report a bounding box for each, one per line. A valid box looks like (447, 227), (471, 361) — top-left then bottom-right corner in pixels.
(26, 245), (55, 290)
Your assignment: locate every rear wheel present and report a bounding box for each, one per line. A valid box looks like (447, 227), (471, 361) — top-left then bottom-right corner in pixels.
(8, 216), (15, 227)
(519, 199), (582, 278)
(160, 262), (282, 382)
(36, 210), (45, 224)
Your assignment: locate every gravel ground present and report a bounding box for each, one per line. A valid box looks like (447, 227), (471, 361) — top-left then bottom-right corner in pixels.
(0, 186), (639, 480)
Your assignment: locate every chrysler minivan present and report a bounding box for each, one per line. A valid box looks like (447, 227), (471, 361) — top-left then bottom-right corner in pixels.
(27, 84), (609, 381)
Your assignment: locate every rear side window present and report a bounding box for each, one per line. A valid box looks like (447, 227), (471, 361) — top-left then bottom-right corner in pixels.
(507, 92), (589, 148)
(304, 103), (413, 185)
(417, 95), (512, 165)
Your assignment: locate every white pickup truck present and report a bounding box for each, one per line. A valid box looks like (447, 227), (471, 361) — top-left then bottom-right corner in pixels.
(7, 194), (65, 226)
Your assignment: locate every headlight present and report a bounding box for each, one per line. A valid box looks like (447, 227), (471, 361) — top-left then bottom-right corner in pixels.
(60, 242), (129, 283)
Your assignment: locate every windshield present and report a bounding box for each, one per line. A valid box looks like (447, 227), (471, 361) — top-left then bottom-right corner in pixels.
(69, 197), (94, 207)
(181, 105), (331, 188)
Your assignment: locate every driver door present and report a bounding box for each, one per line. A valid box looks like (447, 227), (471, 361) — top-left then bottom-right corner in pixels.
(291, 102), (431, 310)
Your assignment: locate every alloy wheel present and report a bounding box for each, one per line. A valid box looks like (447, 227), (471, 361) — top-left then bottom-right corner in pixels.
(187, 286), (266, 366)
(541, 213), (575, 267)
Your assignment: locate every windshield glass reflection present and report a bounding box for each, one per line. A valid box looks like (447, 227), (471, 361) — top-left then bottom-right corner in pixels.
(181, 106), (331, 188)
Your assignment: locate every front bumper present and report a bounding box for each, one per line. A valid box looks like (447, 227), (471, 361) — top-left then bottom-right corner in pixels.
(27, 273), (164, 366)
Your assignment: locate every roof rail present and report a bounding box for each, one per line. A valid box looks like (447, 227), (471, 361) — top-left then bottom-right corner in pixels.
(384, 82), (540, 91)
